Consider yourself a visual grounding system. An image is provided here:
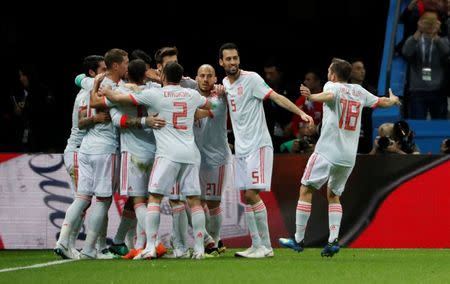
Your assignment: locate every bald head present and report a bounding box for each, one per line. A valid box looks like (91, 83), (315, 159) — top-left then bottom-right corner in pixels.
(196, 64), (217, 94)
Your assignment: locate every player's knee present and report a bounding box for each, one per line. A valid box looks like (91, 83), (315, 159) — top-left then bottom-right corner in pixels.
(206, 200), (220, 209)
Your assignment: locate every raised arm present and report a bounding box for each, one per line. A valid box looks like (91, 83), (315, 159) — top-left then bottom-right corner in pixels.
(269, 90), (314, 125)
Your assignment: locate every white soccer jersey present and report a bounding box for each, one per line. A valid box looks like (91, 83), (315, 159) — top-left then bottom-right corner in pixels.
(64, 88), (90, 153)
(223, 70), (273, 157)
(131, 85), (207, 165)
(314, 82), (379, 166)
(79, 77), (121, 155)
(109, 85), (156, 159)
(194, 94), (231, 167)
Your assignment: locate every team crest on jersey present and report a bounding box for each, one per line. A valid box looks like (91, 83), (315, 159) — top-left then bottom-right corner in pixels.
(237, 86), (243, 96)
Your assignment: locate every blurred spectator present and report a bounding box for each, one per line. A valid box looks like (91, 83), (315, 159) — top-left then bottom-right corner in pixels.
(370, 121), (421, 154)
(440, 137), (450, 153)
(350, 60), (377, 153)
(7, 64), (56, 152)
(402, 11), (450, 119)
(289, 70), (323, 139)
(397, 0), (448, 55)
(280, 122), (320, 154)
(262, 58), (296, 151)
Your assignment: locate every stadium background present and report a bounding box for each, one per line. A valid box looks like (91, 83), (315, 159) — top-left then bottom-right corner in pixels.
(2, 0), (389, 151)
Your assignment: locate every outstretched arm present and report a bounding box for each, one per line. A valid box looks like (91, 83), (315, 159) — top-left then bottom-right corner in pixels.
(99, 86), (136, 106)
(269, 90), (314, 125)
(300, 84), (334, 103)
(377, 88), (401, 108)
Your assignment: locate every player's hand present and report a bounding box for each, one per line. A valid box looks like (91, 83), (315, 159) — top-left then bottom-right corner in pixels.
(146, 113), (166, 129)
(300, 112), (314, 126)
(146, 69), (161, 83)
(300, 84), (311, 98)
(213, 84), (226, 96)
(99, 85), (113, 98)
(94, 112), (111, 123)
(94, 73), (106, 84)
(388, 88), (401, 105)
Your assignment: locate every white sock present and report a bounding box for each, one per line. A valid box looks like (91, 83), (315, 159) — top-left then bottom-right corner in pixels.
(191, 205), (206, 253)
(113, 209), (136, 245)
(245, 204), (261, 248)
(172, 204), (187, 251)
(253, 200), (271, 249)
(295, 201), (311, 243)
(58, 195), (91, 248)
(328, 203), (342, 243)
(69, 211), (86, 249)
(209, 206), (223, 246)
(82, 198), (111, 255)
(203, 204), (211, 232)
(134, 202), (147, 249)
(96, 214), (108, 251)
(144, 203), (160, 251)
(135, 223), (146, 249)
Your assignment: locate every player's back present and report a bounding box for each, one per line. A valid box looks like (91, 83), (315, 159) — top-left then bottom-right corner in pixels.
(314, 82), (378, 167)
(150, 85), (207, 165)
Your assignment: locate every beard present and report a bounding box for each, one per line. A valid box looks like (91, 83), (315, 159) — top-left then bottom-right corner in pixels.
(224, 65), (238, 75)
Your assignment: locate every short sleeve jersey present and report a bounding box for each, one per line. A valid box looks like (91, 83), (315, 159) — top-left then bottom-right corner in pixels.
(193, 93), (231, 167)
(64, 88), (90, 153)
(223, 70), (273, 157)
(314, 82), (379, 166)
(79, 77), (121, 155)
(110, 85), (156, 159)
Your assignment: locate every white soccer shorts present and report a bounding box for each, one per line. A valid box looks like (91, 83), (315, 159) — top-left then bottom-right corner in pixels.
(120, 151), (154, 197)
(234, 146), (273, 191)
(148, 157), (201, 197)
(200, 163), (232, 201)
(301, 152), (354, 196)
(77, 152), (120, 197)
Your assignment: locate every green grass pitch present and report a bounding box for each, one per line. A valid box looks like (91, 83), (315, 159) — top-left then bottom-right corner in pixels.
(0, 249), (449, 283)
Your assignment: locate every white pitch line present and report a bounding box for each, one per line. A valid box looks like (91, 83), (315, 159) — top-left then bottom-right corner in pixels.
(0, 259), (77, 273)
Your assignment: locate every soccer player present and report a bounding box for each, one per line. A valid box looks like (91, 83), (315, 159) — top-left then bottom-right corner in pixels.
(279, 58), (401, 257)
(55, 55), (108, 259)
(93, 59), (167, 259)
(102, 61), (211, 259)
(194, 64), (231, 254)
(218, 42), (314, 258)
(57, 48), (128, 260)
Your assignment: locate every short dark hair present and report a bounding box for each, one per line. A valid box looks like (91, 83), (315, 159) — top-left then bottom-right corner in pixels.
(330, 58), (352, 81)
(127, 59), (147, 84)
(163, 61), (183, 84)
(104, 48), (128, 69)
(219, 42), (239, 59)
(82, 55), (104, 76)
(154, 47), (178, 65)
(130, 49), (152, 66)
